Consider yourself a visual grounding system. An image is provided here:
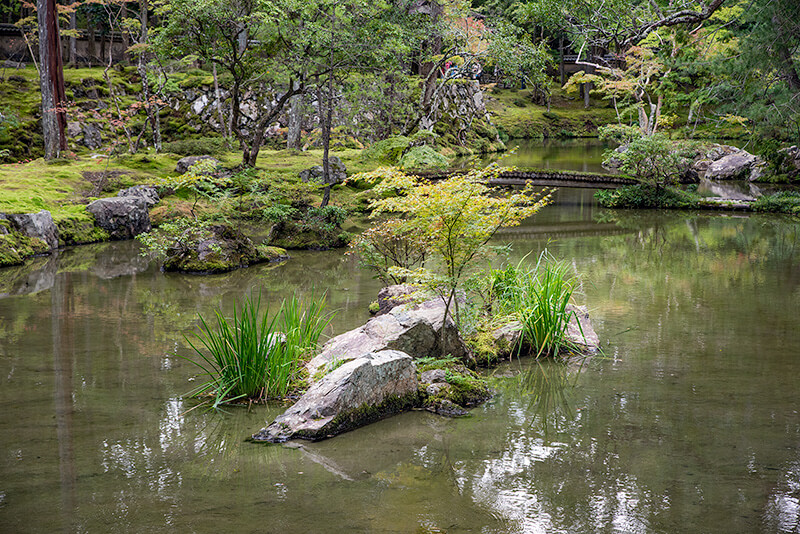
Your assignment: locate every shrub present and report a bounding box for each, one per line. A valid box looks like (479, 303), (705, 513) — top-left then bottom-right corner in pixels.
(361, 136), (411, 164)
(598, 124), (640, 144)
(607, 133), (693, 188)
(185, 293), (333, 407)
(398, 145), (449, 170)
(752, 191), (800, 214)
(595, 184), (700, 209)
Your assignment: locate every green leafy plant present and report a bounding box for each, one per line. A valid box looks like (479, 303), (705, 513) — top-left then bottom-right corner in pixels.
(156, 159), (230, 217)
(136, 217), (215, 259)
(606, 133), (694, 189)
(184, 293), (334, 408)
(595, 184), (700, 209)
(492, 252), (581, 358)
(352, 164), (551, 352)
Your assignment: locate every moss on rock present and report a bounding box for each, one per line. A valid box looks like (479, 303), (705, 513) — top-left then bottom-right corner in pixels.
(0, 233), (50, 267)
(56, 215), (110, 246)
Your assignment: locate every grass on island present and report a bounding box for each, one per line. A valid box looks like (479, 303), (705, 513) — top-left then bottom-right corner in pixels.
(185, 292), (334, 408)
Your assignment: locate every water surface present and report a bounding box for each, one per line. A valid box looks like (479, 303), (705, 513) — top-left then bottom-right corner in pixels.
(0, 199), (799, 533)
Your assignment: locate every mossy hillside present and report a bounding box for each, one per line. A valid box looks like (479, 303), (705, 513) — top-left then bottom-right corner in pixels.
(0, 66), (224, 161)
(0, 154), (176, 212)
(486, 86), (618, 139)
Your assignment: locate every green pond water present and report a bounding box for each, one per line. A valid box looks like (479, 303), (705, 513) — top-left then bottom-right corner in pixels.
(456, 138), (612, 173)
(1, 189), (799, 533)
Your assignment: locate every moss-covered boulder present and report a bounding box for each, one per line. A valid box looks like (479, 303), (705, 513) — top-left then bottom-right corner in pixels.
(162, 223), (259, 274)
(0, 232), (50, 267)
(268, 205), (350, 250)
(255, 244), (290, 263)
(417, 360), (491, 416)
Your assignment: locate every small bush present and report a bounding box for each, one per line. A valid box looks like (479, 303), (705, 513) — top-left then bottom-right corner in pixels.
(398, 145), (449, 170)
(595, 184), (700, 209)
(361, 136), (411, 164)
(752, 191), (800, 214)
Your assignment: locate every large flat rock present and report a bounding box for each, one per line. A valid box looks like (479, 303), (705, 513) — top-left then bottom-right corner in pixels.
(307, 295), (470, 378)
(252, 350), (419, 443)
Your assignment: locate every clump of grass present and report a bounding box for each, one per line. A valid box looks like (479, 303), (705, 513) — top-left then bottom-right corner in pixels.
(491, 251), (581, 358)
(185, 292), (334, 407)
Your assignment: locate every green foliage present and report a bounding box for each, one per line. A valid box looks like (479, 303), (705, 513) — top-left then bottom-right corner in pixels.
(598, 124), (640, 145)
(268, 205), (351, 250)
(352, 164), (551, 339)
(156, 159), (230, 217)
(259, 203), (300, 223)
(184, 293), (334, 407)
(398, 145), (449, 170)
(136, 217), (215, 259)
(607, 134), (693, 188)
(361, 136), (412, 165)
(348, 218), (431, 285)
(491, 252), (581, 358)
(595, 184), (700, 209)
(751, 192), (800, 215)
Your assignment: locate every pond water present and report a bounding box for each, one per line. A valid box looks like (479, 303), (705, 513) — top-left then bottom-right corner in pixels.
(454, 138), (613, 173)
(1, 192), (800, 533)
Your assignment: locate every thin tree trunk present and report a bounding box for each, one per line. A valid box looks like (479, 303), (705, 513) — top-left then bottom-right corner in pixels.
(287, 78), (302, 150)
(87, 21), (95, 67)
(37, 0), (67, 159)
(137, 0), (160, 151)
(320, 77), (334, 208)
(212, 63), (230, 140)
(69, 10), (77, 67)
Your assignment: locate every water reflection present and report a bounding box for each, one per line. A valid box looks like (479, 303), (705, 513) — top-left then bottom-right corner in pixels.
(0, 201), (799, 532)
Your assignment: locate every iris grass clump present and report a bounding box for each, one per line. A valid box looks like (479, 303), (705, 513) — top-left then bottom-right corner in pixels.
(185, 292), (333, 407)
(491, 251), (582, 358)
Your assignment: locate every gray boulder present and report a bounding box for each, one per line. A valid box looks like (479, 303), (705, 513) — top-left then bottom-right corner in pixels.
(81, 123), (103, 149)
(705, 144), (740, 161)
(86, 197), (151, 240)
(1, 210), (59, 250)
(175, 155), (220, 174)
(118, 185), (160, 207)
(307, 295), (471, 379)
(705, 151), (761, 180)
(252, 350), (419, 442)
(376, 284), (417, 315)
(299, 156), (347, 185)
(777, 145), (800, 177)
(566, 304), (600, 354)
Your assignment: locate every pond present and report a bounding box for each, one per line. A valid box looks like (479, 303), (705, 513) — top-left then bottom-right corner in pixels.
(1, 192), (799, 533)
(454, 138), (613, 173)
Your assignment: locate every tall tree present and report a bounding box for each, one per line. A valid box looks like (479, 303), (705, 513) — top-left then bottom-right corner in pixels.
(37, 0), (67, 159)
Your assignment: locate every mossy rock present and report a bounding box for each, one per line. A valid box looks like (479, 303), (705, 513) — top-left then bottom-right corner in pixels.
(269, 224), (350, 250)
(56, 215), (110, 246)
(0, 233), (50, 267)
(255, 244), (290, 263)
(417, 358), (491, 415)
(163, 223), (259, 274)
